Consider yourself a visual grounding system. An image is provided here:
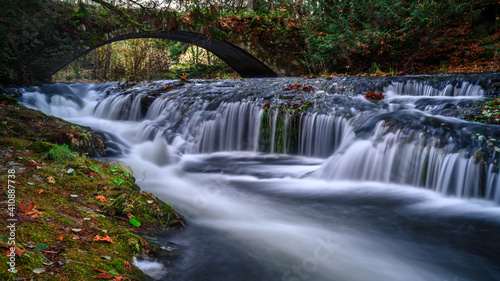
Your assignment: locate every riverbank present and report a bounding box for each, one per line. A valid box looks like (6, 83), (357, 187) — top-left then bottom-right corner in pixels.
(0, 93), (184, 280)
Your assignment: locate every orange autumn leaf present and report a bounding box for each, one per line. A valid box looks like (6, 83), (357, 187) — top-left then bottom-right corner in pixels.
(19, 200), (36, 213)
(364, 91), (384, 101)
(57, 235), (64, 241)
(124, 260), (132, 270)
(1, 245), (24, 258)
(11, 245), (25, 258)
(95, 195), (108, 202)
(94, 234), (114, 244)
(19, 200), (43, 218)
(38, 189), (46, 194)
(95, 272), (115, 280)
(14, 245), (25, 257)
(284, 83), (302, 91)
(28, 209), (45, 218)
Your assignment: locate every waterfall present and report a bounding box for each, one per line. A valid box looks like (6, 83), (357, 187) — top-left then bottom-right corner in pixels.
(195, 102), (262, 153)
(16, 75), (500, 280)
(384, 80), (484, 96)
(315, 121), (500, 202)
(299, 114), (351, 157)
(18, 74), (500, 204)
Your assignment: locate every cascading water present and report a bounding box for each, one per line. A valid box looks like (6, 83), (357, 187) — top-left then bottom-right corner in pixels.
(19, 73), (500, 280)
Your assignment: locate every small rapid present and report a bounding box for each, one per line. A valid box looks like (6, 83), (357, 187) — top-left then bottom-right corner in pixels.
(18, 73), (500, 280)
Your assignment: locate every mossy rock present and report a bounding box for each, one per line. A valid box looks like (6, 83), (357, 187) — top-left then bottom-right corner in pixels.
(0, 94), (19, 105)
(28, 140), (57, 153)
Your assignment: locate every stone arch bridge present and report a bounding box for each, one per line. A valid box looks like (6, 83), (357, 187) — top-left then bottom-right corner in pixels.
(1, 1), (306, 85)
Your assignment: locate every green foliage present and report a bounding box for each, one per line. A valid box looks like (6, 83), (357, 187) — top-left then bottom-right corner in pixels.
(128, 218), (141, 227)
(167, 41), (189, 63)
(46, 143), (77, 162)
(302, 0), (476, 73)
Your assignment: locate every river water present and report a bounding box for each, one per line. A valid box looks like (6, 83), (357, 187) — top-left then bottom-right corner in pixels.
(20, 74), (500, 280)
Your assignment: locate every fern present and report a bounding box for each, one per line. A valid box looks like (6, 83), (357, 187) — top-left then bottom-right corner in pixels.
(208, 25), (228, 40)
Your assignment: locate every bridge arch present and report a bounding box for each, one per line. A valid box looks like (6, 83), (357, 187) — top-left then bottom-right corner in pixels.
(54, 31), (278, 79)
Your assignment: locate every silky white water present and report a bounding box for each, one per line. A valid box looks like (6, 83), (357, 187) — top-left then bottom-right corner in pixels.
(19, 76), (500, 281)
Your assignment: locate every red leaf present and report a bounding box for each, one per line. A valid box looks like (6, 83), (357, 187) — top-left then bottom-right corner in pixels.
(364, 91), (384, 101)
(19, 200), (36, 213)
(14, 245), (25, 257)
(2, 245), (26, 258)
(95, 272), (115, 280)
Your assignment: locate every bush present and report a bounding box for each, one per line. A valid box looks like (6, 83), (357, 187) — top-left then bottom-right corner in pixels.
(302, 0), (475, 73)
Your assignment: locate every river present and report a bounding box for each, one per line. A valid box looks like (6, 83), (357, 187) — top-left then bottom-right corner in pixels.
(19, 74), (500, 280)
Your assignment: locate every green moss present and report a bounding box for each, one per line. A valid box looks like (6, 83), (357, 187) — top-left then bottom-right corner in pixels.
(0, 137), (30, 150)
(28, 141), (57, 153)
(0, 102), (184, 280)
(46, 143), (77, 162)
(0, 94), (19, 105)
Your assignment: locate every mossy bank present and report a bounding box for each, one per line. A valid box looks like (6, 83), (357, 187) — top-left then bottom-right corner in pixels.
(0, 94), (185, 280)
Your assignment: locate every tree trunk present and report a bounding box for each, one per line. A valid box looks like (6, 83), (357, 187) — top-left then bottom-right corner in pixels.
(103, 44), (112, 80)
(247, 0), (255, 12)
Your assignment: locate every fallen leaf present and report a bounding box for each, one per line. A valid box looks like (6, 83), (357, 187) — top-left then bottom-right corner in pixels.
(19, 200), (36, 213)
(129, 219), (141, 227)
(57, 235), (64, 241)
(26, 208), (45, 219)
(38, 189), (46, 194)
(124, 260), (132, 270)
(14, 245), (25, 257)
(94, 234), (114, 244)
(34, 244), (49, 250)
(32, 267), (45, 274)
(93, 268), (116, 280)
(95, 195), (108, 202)
(26, 161), (40, 167)
(95, 272), (115, 279)
(47, 176), (55, 184)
